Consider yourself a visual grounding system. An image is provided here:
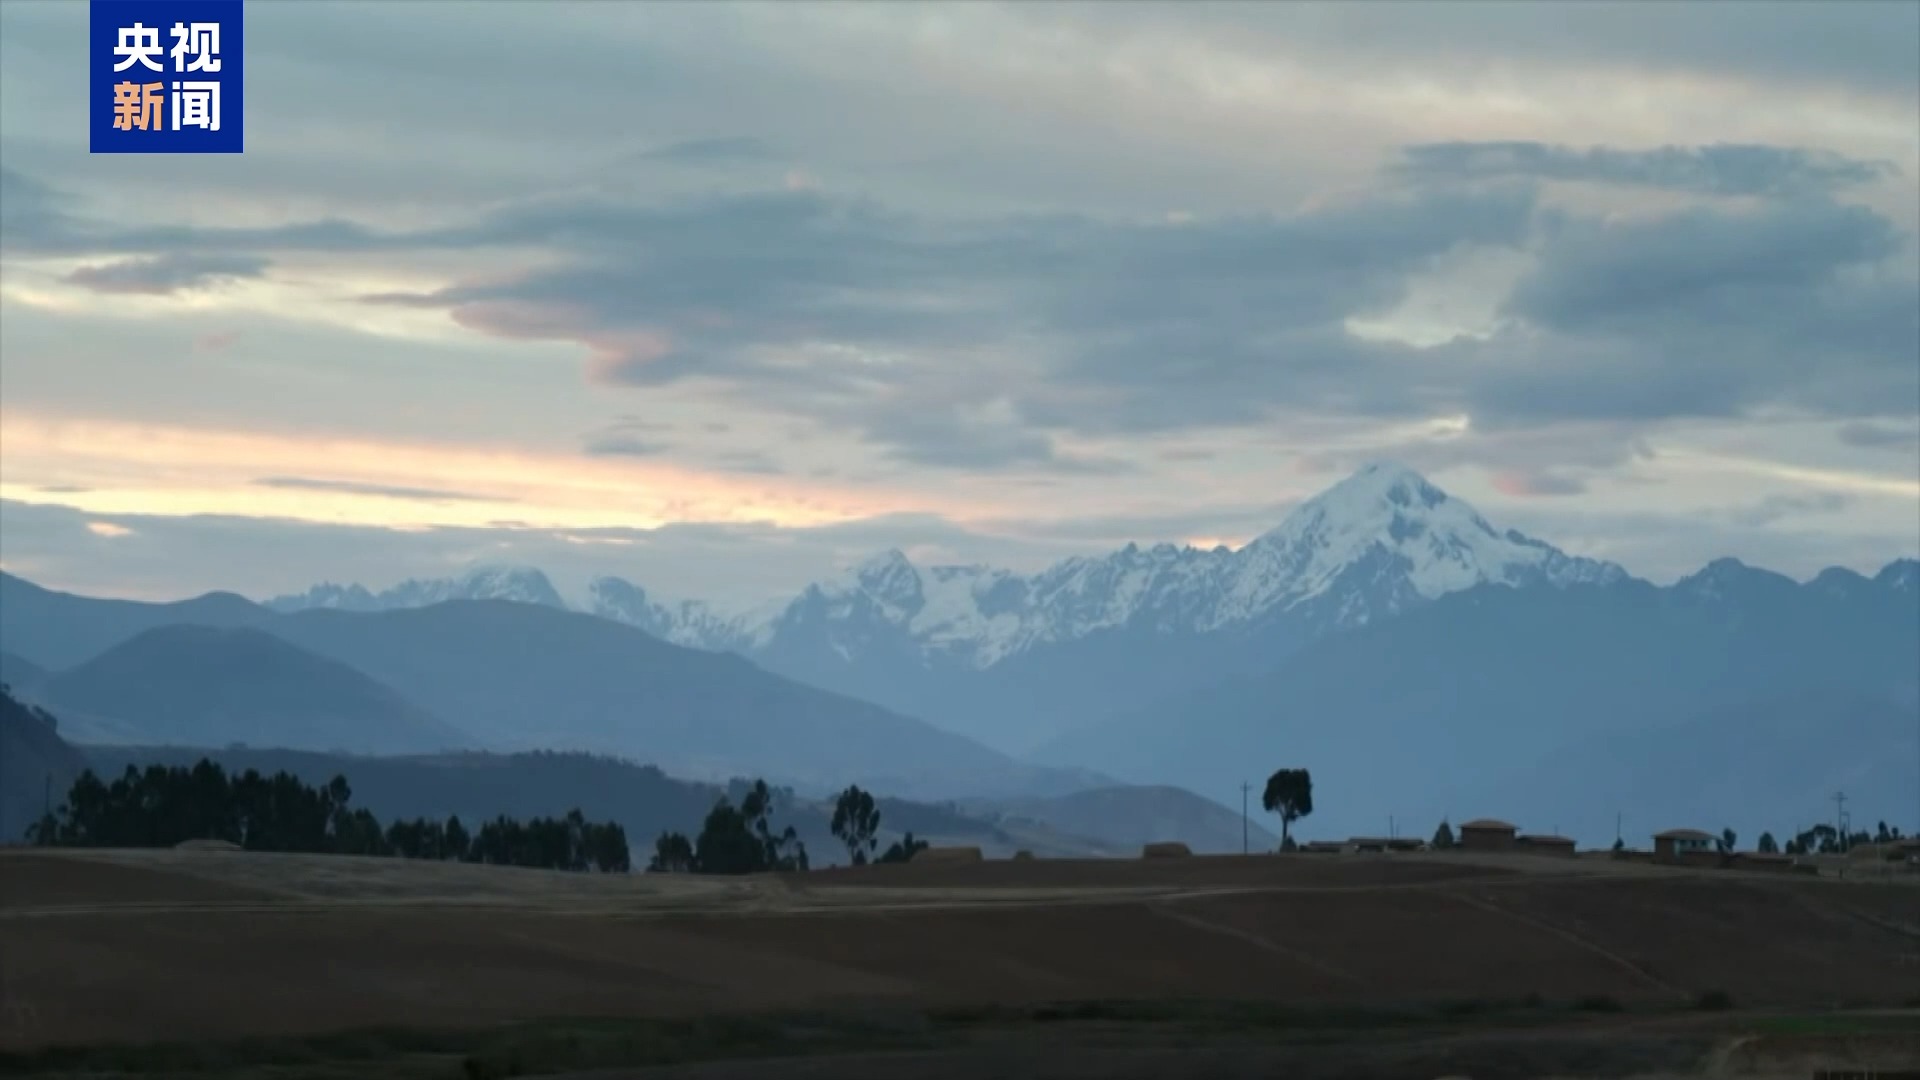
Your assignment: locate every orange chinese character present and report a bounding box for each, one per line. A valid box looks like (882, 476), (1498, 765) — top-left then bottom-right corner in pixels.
(112, 81), (164, 131)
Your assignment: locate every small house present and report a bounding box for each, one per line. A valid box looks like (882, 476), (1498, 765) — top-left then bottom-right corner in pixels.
(1652, 829), (1716, 859)
(1457, 819), (1518, 852)
(1516, 834), (1576, 857)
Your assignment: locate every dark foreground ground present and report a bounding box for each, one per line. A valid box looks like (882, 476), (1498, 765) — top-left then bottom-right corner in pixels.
(1, 848), (1916, 1078)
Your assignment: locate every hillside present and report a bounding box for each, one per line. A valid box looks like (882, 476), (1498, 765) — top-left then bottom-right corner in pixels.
(0, 574), (272, 672)
(0, 573), (1103, 802)
(0, 688), (87, 843)
(39, 626), (473, 755)
(0, 651), (49, 696)
(1035, 568), (1920, 844)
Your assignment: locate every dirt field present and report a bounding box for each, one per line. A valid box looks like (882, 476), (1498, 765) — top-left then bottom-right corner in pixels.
(2, 847), (1916, 1077)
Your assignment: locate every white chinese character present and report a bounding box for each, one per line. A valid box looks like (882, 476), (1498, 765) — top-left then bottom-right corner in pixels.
(169, 21), (222, 73)
(113, 23), (164, 72)
(171, 81), (221, 132)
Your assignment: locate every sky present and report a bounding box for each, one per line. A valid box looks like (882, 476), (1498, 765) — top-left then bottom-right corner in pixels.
(1, 0), (1917, 607)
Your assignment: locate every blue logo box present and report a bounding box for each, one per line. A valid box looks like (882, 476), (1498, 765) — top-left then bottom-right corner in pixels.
(90, 0), (244, 153)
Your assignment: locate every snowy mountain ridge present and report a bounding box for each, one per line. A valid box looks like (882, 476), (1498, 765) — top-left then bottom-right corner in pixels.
(265, 463), (1632, 668)
(266, 565), (569, 614)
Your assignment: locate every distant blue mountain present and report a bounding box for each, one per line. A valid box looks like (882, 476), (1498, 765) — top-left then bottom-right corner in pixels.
(0, 572), (1103, 802)
(1032, 557), (1920, 847)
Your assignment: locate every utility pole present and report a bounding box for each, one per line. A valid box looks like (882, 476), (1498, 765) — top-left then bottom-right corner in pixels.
(1241, 782), (1250, 855)
(1834, 791), (1849, 852)
(1615, 812), (1622, 848)
(1389, 814), (1395, 841)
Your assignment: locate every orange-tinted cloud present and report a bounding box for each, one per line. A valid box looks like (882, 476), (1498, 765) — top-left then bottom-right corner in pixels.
(0, 411), (932, 532)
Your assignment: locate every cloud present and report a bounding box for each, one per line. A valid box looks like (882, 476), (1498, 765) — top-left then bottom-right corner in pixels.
(1490, 470), (1591, 498)
(1837, 420), (1920, 451)
(0, 498), (1087, 607)
(582, 434), (670, 458)
(251, 477), (497, 503)
(84, 521), (134, 538)
(1722, 491), (1854, 528)
(63, 252), (271, 295)
(1394, 142), (1897, 198)
(635, 136), (781, 164)
(582, 416), (673, 458)
(1479, 198), (1918, 424)
(8, 139), (1912, 474)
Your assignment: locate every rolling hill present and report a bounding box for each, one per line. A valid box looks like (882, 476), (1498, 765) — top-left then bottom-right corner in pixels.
(0, 573), (1105, 801)
(38, 625), (472, 755)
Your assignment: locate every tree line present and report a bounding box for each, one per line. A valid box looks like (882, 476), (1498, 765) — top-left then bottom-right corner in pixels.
(23, 759), (937, 876)
(26, 760), (631, 872)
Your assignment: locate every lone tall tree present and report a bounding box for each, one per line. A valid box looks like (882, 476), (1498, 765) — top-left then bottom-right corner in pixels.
(1261, 768), (1313, 851)
(831, 784), (882, 866)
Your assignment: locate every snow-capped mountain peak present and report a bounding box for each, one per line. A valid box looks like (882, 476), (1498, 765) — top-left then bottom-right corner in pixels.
(1232, 460), (1624, 622)
(266, 564), (565, 613)
(265, 465), (1634, 671)
(731, 463), (1631, 667)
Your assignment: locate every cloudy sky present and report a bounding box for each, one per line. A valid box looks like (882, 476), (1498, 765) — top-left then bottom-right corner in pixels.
(1, 0), (1916, 606)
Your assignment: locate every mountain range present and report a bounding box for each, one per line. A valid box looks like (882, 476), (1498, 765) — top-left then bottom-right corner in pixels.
(1033, 556), (1919, 841)
(270, 464), (1645, 751)
(11, 461), (1915, 846)
(0, 574), (1104, 801)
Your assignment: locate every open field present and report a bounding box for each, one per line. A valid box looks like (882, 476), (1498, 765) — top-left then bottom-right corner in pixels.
(2, 847), (1917, 1077)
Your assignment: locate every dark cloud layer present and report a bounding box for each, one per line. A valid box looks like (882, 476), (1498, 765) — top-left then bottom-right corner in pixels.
(64, 252), (270, 295)
(3, 136), (1915, 474)
(1395, 142), (1897, 198)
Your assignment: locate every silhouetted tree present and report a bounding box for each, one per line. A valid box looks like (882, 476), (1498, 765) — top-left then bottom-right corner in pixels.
(686, 779), (807, 875)
(1611, 837), (1626, 853)
(740, 779), (808, 872)
(1431, 820), (1455, 850)
(877, 831), (929, 864)
(831, 785), (882, 866)
(1717, 827), (1737, 854)
(1756, 831), (1778, 854)
(445, 815), (471, 862)
(1261, 768), (1313, 851)
(648, 831), (695, 872)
